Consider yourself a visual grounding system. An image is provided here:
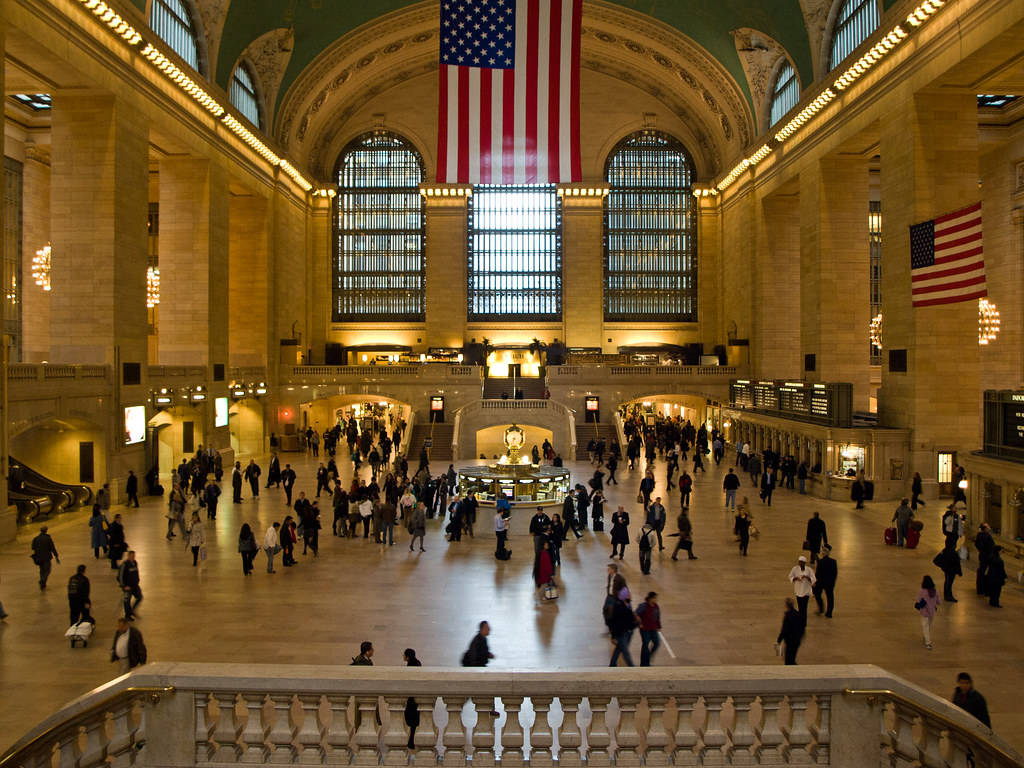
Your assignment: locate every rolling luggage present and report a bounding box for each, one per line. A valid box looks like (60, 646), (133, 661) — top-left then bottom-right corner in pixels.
(65, 620), (95, 648)
(884, 527), (897, 546)
(905, 528), (920, 549)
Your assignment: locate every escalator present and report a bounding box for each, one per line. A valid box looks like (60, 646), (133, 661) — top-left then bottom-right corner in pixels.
(9, 457), (93, 523)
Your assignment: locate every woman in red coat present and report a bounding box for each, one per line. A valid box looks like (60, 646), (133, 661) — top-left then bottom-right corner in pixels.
(534, 540), (554, 595)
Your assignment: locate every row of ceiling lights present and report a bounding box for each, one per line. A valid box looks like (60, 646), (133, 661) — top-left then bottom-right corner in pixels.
(74, 0), (312, 193)
(716, 0), (946, 193)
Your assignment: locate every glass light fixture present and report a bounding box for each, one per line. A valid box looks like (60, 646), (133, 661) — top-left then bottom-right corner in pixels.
(146, 266), (161, 308)
(32, 243), (51, 291)
(978, 298), (1000, 345)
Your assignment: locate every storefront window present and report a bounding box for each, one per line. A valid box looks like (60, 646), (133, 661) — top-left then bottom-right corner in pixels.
(937, 452), (953, 484)
(838, 445), (864, 476)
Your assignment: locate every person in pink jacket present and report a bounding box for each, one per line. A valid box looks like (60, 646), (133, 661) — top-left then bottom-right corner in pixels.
(915, 575), (941, 650)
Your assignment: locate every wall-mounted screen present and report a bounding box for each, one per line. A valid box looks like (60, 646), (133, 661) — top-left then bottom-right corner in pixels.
(124, 406), (146, 445)
(215, 397), (229, 427)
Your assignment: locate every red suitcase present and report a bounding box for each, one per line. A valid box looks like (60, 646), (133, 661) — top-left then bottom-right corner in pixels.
(884, 527), (897, 545)
(905, 528), (920, 549)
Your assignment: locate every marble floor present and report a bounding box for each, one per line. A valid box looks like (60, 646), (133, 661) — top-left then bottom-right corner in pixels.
(1, 450), (1021, 753)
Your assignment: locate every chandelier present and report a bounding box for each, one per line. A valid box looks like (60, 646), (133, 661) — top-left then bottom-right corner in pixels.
(869, 313), (883, 350)
(31, 243), (51, 291)
(979, 298), (1000, 345)
(146, 266), (160, 308)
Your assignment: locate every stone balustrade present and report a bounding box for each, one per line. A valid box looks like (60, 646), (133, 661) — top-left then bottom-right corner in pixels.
(8, 364), (111, 381)
(3, 665), (1019, 768)
(285, 365), (483, 383)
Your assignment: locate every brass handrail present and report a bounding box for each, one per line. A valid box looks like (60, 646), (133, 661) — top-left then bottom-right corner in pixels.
(0, 686), (175, 768)
(843, 688), (1023, 767)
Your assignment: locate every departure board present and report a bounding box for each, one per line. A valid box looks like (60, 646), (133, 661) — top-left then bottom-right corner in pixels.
(729, 380), (852, 427)
(983, 390), (1024, 462)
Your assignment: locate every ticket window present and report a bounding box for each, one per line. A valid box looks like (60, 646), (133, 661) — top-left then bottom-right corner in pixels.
(837, 445), (864, 477)
(937, 452), (955, 497)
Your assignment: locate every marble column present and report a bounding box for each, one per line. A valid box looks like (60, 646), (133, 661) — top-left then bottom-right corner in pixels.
(424, 194), (467, 349)
(561, 194), (602, 349)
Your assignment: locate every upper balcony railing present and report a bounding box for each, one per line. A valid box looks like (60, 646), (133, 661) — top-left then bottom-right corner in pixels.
(285, 364), (483, 383)
(2, 663), (1020, 768)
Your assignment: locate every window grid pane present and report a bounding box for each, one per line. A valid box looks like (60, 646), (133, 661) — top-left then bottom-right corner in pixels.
(467, 185), (562, 321)
(333, 133), (425, 322)
(829, 0), (879, 71)
(869, 200), (882, 365)
(603, 132), (697, 322)
(769, 63), (800, 128)
(230, 65), (260, 128)
(150, 0), (200, 72)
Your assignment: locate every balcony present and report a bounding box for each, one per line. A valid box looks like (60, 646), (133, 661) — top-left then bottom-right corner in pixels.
(2, 663), (1019, 768)
(283, 364), (483, 386)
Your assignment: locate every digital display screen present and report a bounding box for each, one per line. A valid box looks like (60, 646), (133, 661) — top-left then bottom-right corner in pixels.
(585, 396), (599, 412)
(431, 396), (444, 412)
(215, 397), (229, 427)
(124, 406), (146, 445)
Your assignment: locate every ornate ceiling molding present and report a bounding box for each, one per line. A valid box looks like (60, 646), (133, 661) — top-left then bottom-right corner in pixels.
(730, 28), (792, 135)
(195, 0), (231, 78)
(241, 27), (295, 126)
(798, 0), (832, 81)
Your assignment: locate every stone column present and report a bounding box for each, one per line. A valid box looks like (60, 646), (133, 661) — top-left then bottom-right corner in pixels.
(308, 195), (332, 364)
(561, 193), (603, 349)
(21, 145), (50, 362)
(756, 190), (801, 378)
(157, 156), (230, 368)
(228, 193), (270, 368)
(424, 194), (467, 349)
(800, 157), (870, 410)
(698, 197), (721, 352)
(879, 92), (980, 490)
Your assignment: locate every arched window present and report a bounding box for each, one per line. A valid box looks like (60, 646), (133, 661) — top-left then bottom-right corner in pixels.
(829, 0), (879, 71)
(150, 0), (201, 73)
(230, 63), (261, 129)
(604, 131), (696, 322)
(768, 62), (800, 128)
(334, 132), (425, 322)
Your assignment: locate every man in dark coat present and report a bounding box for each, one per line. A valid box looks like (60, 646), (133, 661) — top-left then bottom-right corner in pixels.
(30, 526), (60, 589)
(125, 470), (139, 508)
(805, 512), (829, 564)
(106, 514), (126, 570)
(111, 618), (147, 673)
(812, 545), (838, 618)
(952, 673), (990, 727)
(351, 641), (374, 665)
(777, 598), (805, 665)
(529, 507), (551, 556)
(67, 564), (90, 625)
(203, 479), (221, 520)
(281, 464), (297, 505)
(243, 460), (261, 498)
(760, 467), (776, 506)
(974, 522), (995, 595)
(232, 462), (243, 503)
(462, 621), (494, 666)
(934, 544), (962, 602)
(984, 546), (1007, 607)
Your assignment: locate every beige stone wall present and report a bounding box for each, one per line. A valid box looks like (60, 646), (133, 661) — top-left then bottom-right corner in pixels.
(228, 193), (270, 368)
(20, 152), (50, 362)
(756, 189), (801, 378)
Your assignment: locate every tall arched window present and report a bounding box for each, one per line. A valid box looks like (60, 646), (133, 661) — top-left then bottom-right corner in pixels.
(150, 0), (201, 72)
(334, 132), (425, 322)
(230, 63), (261, 129)
(604, 132), (696, 322)
(768, 62), (800, 128)
(829, 0), (879, 71)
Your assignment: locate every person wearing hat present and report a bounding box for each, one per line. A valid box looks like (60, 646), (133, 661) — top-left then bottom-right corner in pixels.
(635, 592), (662, 666)
(813, 545), (838, 618)
(788, 555), (816, 617)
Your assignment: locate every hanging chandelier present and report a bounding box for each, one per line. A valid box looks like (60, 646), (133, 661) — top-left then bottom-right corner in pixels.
(146, 266), (160, 308)
(31, 243), (51, 291)
(979, 298), (1000, 345)
(869, 313), (883, 350)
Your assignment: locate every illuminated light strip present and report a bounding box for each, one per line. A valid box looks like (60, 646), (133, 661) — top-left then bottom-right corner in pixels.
(773, 88), (837, 142)
(833, 27), (908, 90)
(907, 0), (945, 26)
(420, 187), (473, 197)
(555, 186), (610, 197)
(80, 0), (142, 45)
(141, 44), (224, 117)
(312, 189), (337, 198)
(279, 160), (313, 192)
(222, 114), (279, 165)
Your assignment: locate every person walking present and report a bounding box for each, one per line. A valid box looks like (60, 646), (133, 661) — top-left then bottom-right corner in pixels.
(96, 483), (112, 516)
(107, 514), (126, 570)
(748, 453), (762, 487)
(110, 617), (147, 674)
(892, 499), (914, 547)
(408, 502), (427, 552)
(608, 586), (637, 667)
(759, 467), (775, 506)
(636, 592), (661, 666)
(232, 462), (243, 503)
(166, 483), (186, 540)
(788, 555), (815, 617)
(117, 551), (142, 620)
(915, 575), (941, 649)
(88, 505), (108, 559)
(638, 471), (655, 510)
(606, 453), (619, 485)
(813, 545), (837, 617)
(851, 474), (866, 510)
(776, 598), (805, 665)
(351, 641), (374, 665)
(404, 649), (423, 748)
(462, 621), (494, 666)
(263, 522), (281, 573)
(933, 544), (961, 602)
(952, 673), (990, 728)
(804, 512), (828, 564)
(941, 505), (962, 549)
(493, 506), (509, 559)
(723, 468), (740, 511)
(678, 470), (692, 508)
(244, 460), (261, 498)
(534, 540), (555, 599)
(186, 512), (205, 567)
(30, 525), (60, 589)
(125, 470), (140, 508)
(911, 471), (926, 511)
(974, 522), (995, 596)
(610, 506), (630, 560)
(281, 516), (298, 566)
(984, 546), (1007, 608)
(670, 508), (698, 560)
(67, 564), (90, 626)
(529, 506), (551, 556)
(735, 508), (752, 556)
(281, 464), (297, 506)
(238, 523), (258, 575)
(797, 461), (808, 494)
(203, 478), (221, 520)
(645, 496), (666, 551)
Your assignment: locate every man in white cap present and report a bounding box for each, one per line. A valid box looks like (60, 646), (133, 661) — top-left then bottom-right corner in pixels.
(788, 555), (816, 617)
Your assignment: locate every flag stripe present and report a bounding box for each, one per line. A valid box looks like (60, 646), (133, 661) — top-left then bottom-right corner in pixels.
(457, 67), (470, 183)
(913, 289), (988, 308)
(437, 64), (450, 184)
(935, 201), (981, 224)
(912, 273), (987, 295)
(524, 1), (540, 183)
(503, 69), (515, 183)
(513, 0), (527, 183)
(479, 68), (492, 184)
(911, 263), (985, 283)
(547, 1), (561, 182)
(935, 218), (981, 239)
(468, 66), (481, 184)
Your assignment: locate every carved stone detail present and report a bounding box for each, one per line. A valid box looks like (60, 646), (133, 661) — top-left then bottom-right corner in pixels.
(195, 0), (231, 75)
(799, 0), (833, 78)
(241, 27), (295, 127)
(730, 28), (791, 132)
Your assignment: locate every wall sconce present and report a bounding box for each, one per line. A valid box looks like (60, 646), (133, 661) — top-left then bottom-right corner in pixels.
(32, 243), (51, 291)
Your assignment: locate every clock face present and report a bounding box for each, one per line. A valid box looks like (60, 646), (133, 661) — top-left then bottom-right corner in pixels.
(505, 426), (525, 448)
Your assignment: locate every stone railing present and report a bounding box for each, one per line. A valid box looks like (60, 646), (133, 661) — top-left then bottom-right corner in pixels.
(2, 665), (1020, 768)
(480, 399), (550, 409)
(148, 365), (208, 379)
(8, 364), (111, 381)
(285, 365), (482, 382)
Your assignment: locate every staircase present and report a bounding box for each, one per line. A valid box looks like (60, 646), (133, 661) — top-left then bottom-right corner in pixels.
(483, 377), (546, 400)
(408, 423), (454, 464)
(580, 421), (618, 451)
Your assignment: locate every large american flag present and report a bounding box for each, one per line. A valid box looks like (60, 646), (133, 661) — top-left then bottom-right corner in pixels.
(437, 0), (582, 184)
(909, 202), (986, 308)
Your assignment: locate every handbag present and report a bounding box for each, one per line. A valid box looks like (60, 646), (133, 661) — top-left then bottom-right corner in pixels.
(543, 581), (559, 600)
(199, 546), (207, 561)
(914, 598), (926, 610)
(801, 540), (811, 551)
(636, 492), (644, 504)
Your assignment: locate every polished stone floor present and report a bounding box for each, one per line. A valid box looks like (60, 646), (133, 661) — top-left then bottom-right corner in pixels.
(1, 449), (1021, 752)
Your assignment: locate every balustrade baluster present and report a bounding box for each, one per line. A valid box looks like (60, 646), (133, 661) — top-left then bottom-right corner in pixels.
(585, 696), (612, 768)
(324, 694), (353, 765)
(352, 696), (381, 766)
(470, 697), (496, 767)
(195, 693), (215, 764)
(55, 725), (81, 768)
(915, 715), (945, 768)
(296, 694), (326, 764)
(239, 693), (270, 763)
(888, 703), (918, 766)
(499, 697), (525, 768)
(698, 695), (726, 766)
(726, 695), (756, 765)
(79, 713), (109, 768)
(640, 696), (669, 767)
(782, 695), (812, 765)
(614, 696), (641, 767)
(410, 697), (438, 767)
(809, 695), (830, 765)
(268, 694), (298, 763)
(212, 693), (243, 763)
(557, 697), (583, 768)
(107, 701), (138, 768)
(528, 697), (554, 767)
(754, 694), (785, 764)
(382, 696), (411, 766)
(440, 696), (466, 767)
(670, 695), (698, 766)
